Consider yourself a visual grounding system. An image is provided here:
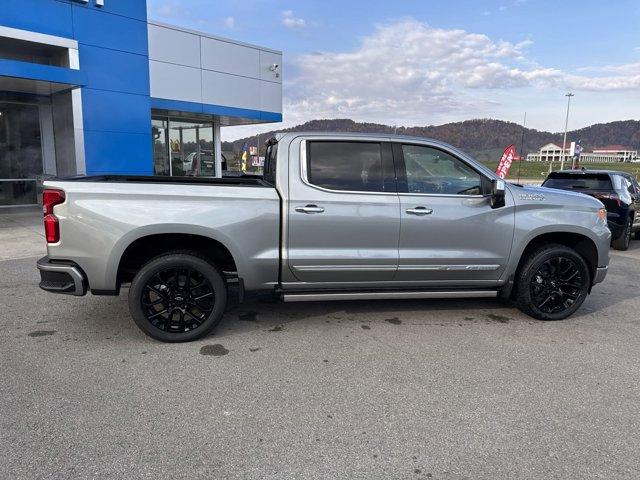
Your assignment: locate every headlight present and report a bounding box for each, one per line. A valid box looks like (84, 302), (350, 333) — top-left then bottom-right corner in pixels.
(597, 208), (607, 222)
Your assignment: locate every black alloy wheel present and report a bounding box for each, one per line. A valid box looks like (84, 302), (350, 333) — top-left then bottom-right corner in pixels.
(141, 267), (215, 333)
(129, 252), (227, 342)
(515, 244), (590, 321)
(529, 256), (583, 315)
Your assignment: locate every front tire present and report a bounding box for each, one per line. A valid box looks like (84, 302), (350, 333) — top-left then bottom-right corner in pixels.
(128, 252), (227, 342)
(612, 216), (632, 251)
(515, 244), (590, 321)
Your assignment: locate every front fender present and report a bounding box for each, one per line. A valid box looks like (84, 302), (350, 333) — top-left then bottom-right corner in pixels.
(505, 205), (611, 281)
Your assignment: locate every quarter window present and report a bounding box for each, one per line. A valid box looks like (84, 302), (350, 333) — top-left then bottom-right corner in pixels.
(401, 145), (482, 195)
(307, 141), (386, 192)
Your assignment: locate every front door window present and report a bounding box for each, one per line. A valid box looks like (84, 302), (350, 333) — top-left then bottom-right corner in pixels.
(401, 144), (482, 195)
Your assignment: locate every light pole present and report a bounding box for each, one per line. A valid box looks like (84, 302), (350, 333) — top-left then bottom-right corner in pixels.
(560, 92), (574, 170)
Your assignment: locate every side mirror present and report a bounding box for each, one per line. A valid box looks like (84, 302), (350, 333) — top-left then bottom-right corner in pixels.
(491, 179), (506, 209)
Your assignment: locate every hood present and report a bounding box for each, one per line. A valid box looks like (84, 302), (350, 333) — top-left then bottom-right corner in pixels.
(508, 183), (604, 209)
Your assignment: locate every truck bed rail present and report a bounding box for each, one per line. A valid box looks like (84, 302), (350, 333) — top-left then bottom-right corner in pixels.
(52, 174), (270, 187)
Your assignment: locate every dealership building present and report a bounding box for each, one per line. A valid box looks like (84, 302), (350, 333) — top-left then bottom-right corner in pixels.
(0, 0), (283, 206)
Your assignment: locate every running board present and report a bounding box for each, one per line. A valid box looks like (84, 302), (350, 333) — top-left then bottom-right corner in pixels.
(282, 290), (498, 302)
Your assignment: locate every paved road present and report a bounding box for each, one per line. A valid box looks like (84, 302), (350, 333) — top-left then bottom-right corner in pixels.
(1, 210), (639, 479)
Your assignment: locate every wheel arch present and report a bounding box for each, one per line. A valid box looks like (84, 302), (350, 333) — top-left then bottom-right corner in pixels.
(108, 227), (241, 291)
(511, 231), (598, 296)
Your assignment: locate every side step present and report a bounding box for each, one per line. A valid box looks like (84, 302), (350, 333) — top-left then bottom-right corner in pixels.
(282, 290), (498, 302)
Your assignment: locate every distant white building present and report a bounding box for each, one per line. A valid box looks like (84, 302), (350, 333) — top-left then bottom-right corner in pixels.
(526, 143), (569, 162)
(526, 143), (638, 163)
(581, 146), (638, 163)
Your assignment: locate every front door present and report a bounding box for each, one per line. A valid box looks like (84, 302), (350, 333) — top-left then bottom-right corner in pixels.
(287, 139), (400, 284)
(394, 142), (514, 284)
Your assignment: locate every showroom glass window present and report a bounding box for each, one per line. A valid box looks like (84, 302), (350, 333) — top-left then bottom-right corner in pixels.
(0, 102), (43, 206)
(152, 116), (215, 177)
(151, 118), (169, 176)
(307, 141), (387, 192)
(401, 144), (482, 195)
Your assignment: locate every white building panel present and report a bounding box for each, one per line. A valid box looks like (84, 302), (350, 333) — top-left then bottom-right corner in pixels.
(201, 70), (260, 110)
(148, 24), (200, 68)
(149, 60), (202, 104)
(260, 81), (282, 113)
(201, 37), (260, 78)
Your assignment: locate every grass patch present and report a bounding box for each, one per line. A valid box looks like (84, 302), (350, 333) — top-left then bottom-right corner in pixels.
(481, 161), (640, 181)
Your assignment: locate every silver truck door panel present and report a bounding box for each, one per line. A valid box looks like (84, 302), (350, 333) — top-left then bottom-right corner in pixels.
(286, 137), (400, 283)
(394, 142), (515, 282)
(397, 194), (514, 281)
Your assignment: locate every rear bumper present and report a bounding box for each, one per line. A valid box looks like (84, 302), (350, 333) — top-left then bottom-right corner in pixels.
(593, 266), (608, 285)
(37, 256), (87, 296)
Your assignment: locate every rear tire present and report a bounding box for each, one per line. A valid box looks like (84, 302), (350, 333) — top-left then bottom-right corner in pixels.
(634, 230), (640, 240)
(515, 244), (590, 321)
(612, 216), (632, 251)
(128, 252), (227, 342)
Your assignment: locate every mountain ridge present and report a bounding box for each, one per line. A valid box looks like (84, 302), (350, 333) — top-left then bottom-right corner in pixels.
(223, 118), (640, 162)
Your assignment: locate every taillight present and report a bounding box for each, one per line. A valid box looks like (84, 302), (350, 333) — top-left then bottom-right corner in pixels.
(42, 189), (65, 243)
(594, 192), (621, 206)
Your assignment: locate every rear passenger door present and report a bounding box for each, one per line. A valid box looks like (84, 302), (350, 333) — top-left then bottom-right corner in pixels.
(286, 138), (400, 284)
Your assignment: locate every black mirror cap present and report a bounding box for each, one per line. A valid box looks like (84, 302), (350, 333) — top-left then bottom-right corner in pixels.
(491, 179), (506, 209)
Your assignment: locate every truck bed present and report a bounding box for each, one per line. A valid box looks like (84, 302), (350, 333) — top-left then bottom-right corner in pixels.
(43, 175), (281, 293)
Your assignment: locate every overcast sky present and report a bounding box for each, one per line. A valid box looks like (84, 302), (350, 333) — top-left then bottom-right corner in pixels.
(147, 0), (640, 140)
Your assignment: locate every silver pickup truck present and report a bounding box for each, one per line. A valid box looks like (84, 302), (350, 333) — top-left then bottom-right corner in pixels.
(37, 133), (610, 342)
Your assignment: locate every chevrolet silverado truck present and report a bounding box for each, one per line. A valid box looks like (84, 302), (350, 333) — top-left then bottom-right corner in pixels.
(37, 133), (611, 342)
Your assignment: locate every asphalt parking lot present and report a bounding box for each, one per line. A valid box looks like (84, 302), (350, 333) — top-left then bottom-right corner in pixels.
(1, 209), (640, 479)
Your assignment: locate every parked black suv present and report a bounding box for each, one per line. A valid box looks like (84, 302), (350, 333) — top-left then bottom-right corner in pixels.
(542, 169), (640, 250)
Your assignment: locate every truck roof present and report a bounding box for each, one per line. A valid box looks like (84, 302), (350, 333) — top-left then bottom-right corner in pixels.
(274, 131), (456, 147)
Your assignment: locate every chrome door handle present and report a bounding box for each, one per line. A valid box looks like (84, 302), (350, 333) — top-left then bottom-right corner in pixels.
(295, 205), (325, 214)
(406, 206), (433, 216)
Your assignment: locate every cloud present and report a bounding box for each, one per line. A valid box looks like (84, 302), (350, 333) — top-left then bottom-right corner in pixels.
(224, 16), (235, 29)
(150, 2), (191, 20)
(283, 19), (640, 126)
(281, 10), (306, 29)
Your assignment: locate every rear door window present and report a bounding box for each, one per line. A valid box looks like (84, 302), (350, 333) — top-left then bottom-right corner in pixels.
(543, 174), (613, 191)
(307, 141), (394, 193)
